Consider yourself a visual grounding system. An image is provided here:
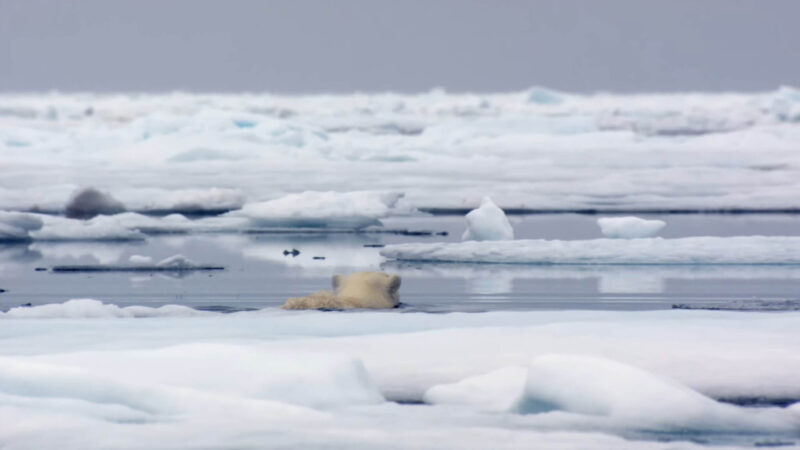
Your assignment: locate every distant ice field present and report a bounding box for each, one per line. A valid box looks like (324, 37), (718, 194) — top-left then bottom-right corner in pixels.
(1, 87), (800, 213)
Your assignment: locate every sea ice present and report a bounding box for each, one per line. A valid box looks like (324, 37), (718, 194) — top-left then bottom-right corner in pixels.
(1, 303), (799, 448)
(228, 191), (407, 229)
(3, 89), (800, 214)
(597, 216), (666, 238)
(513, 355), (796, 432)
(461, 197), (514, 241)
(381, 236), (800, 264)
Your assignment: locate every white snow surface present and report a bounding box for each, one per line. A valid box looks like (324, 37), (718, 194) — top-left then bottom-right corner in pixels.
(381, 236), (800, 265)
(1, 302), (799, 449)
(597, 216), (666, 238)
(461, 196), (514, 241)
(2, 88), (800, 213)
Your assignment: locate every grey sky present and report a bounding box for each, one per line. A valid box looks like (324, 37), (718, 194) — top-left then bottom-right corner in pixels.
(1, 0), (799, 93)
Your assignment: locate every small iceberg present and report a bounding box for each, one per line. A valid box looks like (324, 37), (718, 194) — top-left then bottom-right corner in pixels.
(462, 197), (514, 242)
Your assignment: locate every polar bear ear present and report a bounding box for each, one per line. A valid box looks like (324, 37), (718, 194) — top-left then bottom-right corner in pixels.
(332, 274), (343, 290)
(387, 275), (401, 294)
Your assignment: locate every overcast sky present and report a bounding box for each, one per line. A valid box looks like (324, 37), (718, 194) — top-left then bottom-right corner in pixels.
(1, 0), (799, 93)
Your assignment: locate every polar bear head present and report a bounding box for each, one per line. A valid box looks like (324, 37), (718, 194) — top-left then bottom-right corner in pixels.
(331, 271), (402, 309)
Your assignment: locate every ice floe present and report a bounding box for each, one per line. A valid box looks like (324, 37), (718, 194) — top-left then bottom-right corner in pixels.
(0, 304), (799, 450)
(228, 191), (408, 229)
(381, 236), (800, 265)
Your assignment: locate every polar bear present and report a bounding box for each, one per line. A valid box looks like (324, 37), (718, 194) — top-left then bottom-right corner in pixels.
(281, 271), (402, 310)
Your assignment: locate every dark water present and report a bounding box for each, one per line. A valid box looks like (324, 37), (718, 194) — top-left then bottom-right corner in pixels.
(3, 214), (800, 312)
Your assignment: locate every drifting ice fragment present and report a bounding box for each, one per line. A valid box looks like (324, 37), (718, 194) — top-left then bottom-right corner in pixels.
(462, 197), (514, 242)
(597, 216), (666, 239)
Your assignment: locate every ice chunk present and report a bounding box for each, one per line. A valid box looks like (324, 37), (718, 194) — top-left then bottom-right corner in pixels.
(0, 211), (43, 241)
(597, 216), (666, 239)
(513, 355), (795, 432)
(65, 187), (126, 219)
(461, 197), (514, 241)
(382, 236), (800, 264)
(229, 191), (406, 229)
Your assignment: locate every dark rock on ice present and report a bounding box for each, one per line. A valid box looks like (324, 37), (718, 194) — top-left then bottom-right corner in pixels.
(65, 187), (126, 219)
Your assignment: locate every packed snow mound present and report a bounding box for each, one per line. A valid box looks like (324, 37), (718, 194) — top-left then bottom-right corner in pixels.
(597, 216), (666, 238)
(461, 197), (514, 241)
(65, 187), (126, 219)
(381, 236), (800, 264)
(514, 355), (795, 432)
(0, 211), (43, 241)
(229, 191), (407, 229)
(0, 299), (205, 319)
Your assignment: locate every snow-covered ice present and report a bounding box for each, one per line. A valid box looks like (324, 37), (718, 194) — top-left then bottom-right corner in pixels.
(0, 303), (799, 448)
(461, 196), (514, 241)
(597, 216), (666, 238)
(381, 236), (800, 265)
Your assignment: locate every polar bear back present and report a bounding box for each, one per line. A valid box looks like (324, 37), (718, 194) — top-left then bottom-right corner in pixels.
(332, 271), (401, 309)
